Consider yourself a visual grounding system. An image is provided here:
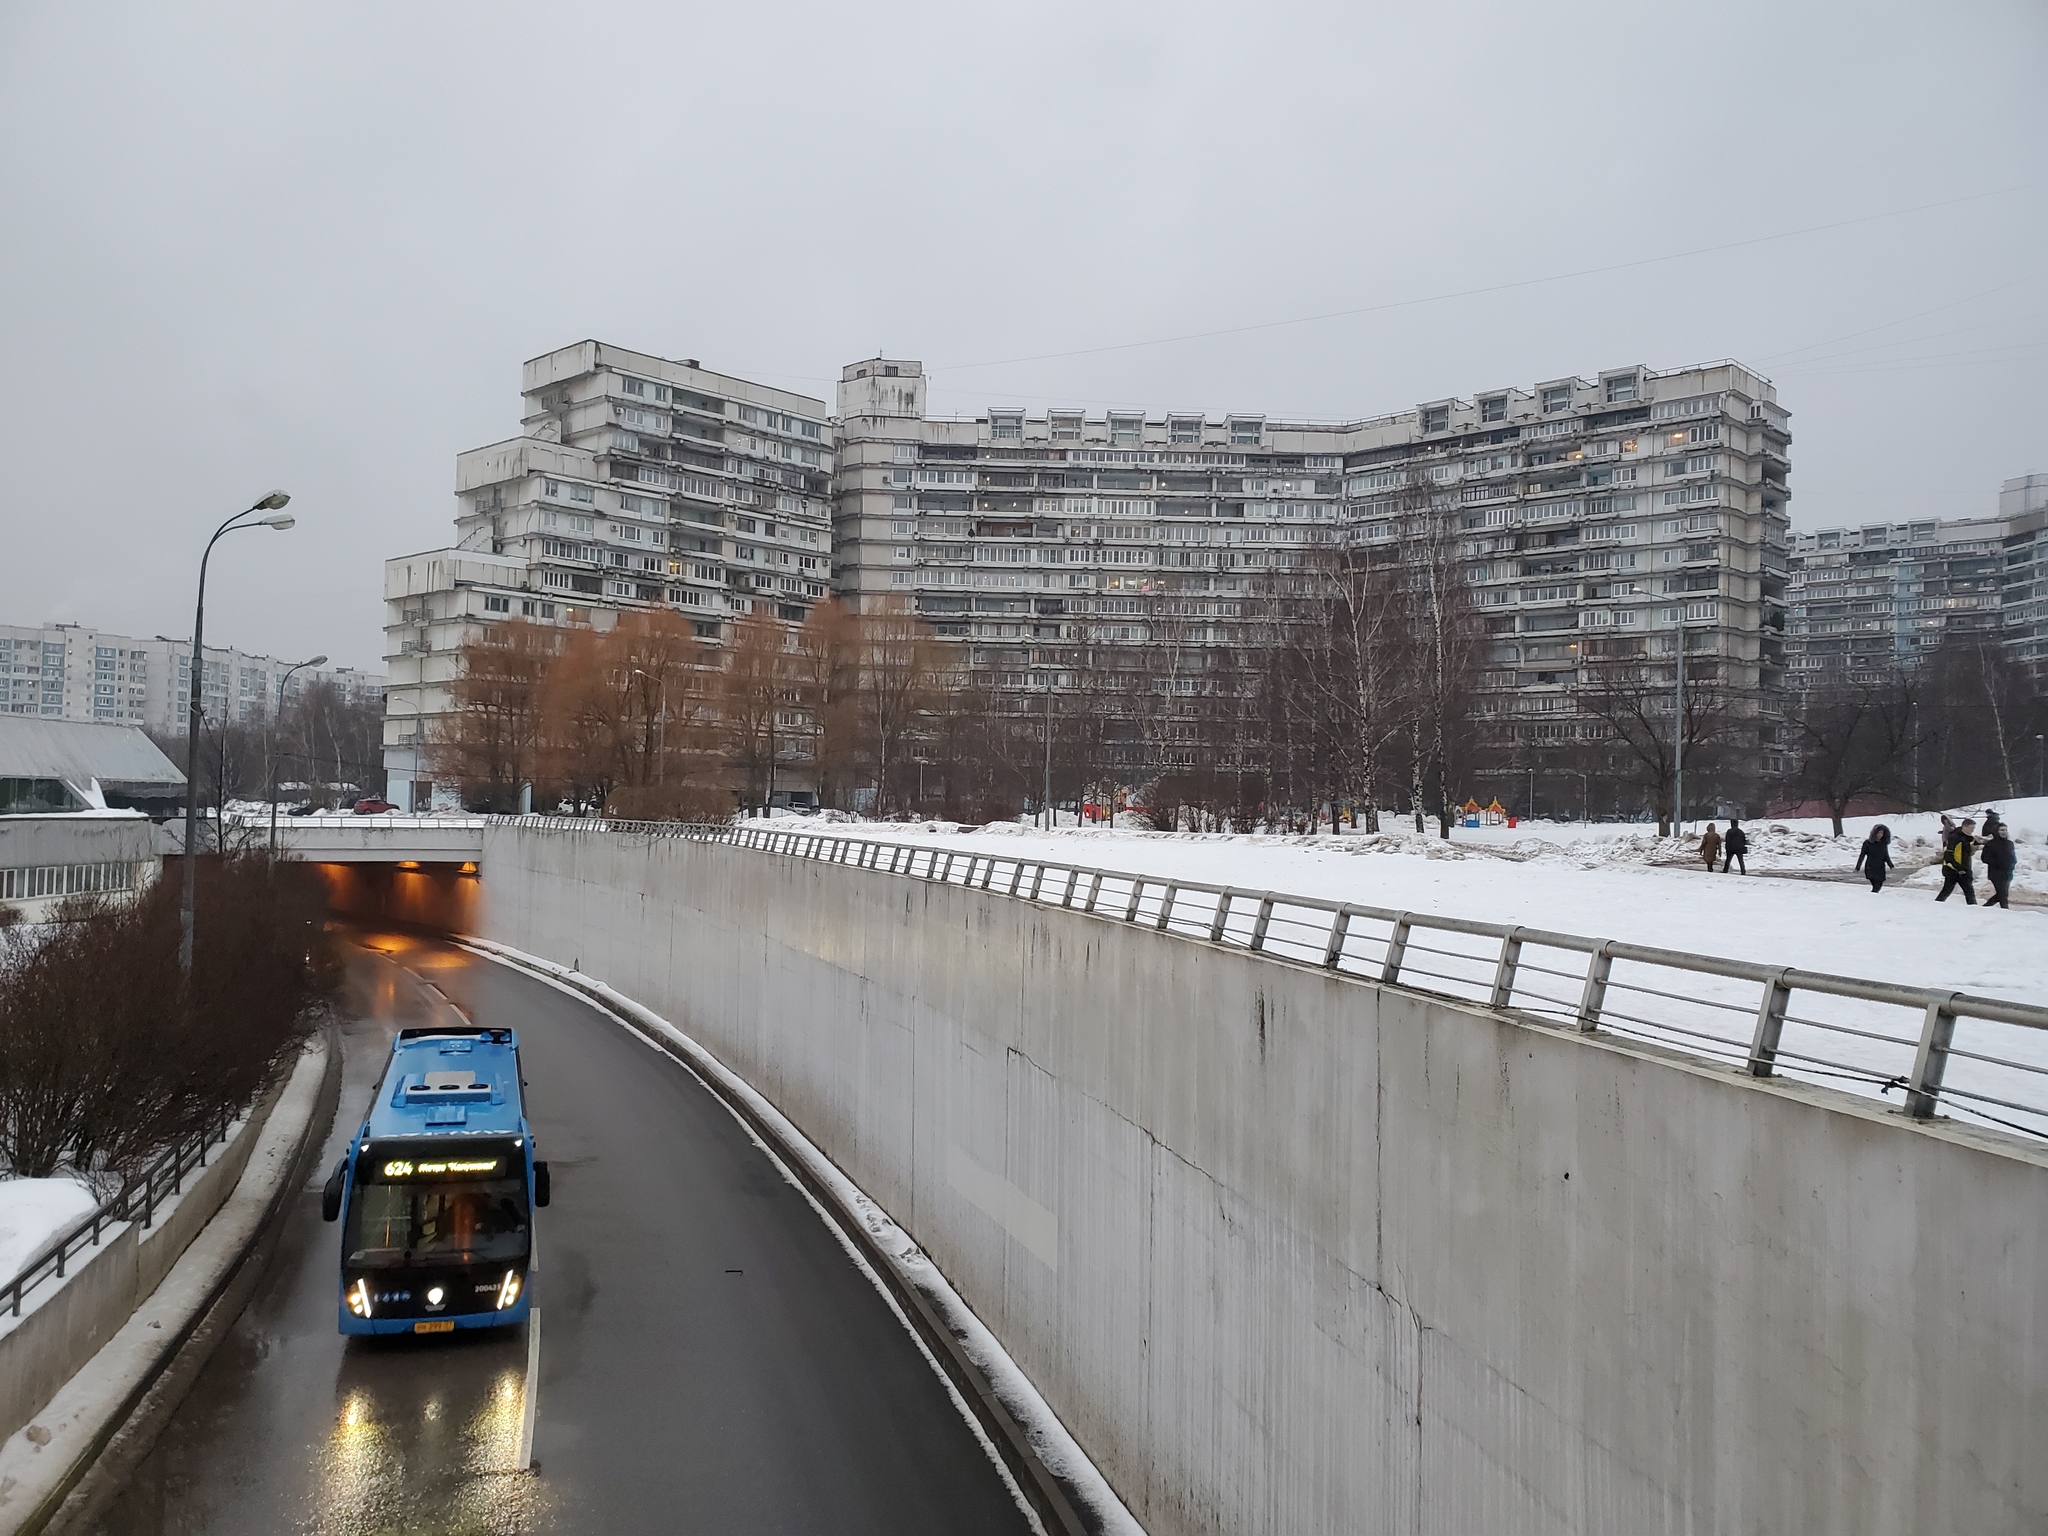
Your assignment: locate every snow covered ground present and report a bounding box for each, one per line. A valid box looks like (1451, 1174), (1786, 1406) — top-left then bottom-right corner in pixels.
(767, 799), (2048, 1139)
(0, 1176), (97, 1283)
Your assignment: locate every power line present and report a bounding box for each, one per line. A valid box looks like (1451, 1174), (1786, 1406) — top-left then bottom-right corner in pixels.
(932, 185), (2032, 375)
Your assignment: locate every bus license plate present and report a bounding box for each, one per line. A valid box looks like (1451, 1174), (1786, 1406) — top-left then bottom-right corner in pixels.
(413, 1320), (455, 1334)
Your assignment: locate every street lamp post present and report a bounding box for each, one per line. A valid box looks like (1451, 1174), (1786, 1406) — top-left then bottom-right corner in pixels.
(180, 492), (294, 974)
(269, 654), (326, 857)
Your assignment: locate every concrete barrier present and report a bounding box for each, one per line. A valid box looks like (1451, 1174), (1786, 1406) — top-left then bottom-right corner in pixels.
(480, 824), (2048, 1536)
(0, 1099), (276, 1449)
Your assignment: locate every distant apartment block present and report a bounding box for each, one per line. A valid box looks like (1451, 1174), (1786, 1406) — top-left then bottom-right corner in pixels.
(0, 622), (383, 734)
(383, 341), (836, 808)
(1784, 474), (2048, 683)
(834, 358), (1792, 779)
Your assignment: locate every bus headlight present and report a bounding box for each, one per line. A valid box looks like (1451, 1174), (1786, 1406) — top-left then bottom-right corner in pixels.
(495, 1270), (522, 1309)
(426, 1286), (445, 1308)
(348, 1278), (373, 1318)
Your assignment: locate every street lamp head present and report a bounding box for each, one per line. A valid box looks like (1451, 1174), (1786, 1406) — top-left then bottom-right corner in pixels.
(260, 514), (295, 530)
(305, 654), (328, 668)
(253, 491), (291, 512)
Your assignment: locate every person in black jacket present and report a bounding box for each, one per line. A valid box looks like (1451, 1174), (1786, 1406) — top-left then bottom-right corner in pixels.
(1936, 818), (1977, 904)
(1982, 824), (2017, 910)
(1854, 824), (1892, 893)
(1722, 818), (1748, 874)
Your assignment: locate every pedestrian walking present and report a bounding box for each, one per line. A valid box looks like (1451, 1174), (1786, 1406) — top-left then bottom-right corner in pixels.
(1855, 824), (1893, 893)
(1698, 823), (1721, 871)
(1936, 818), (1977, 905)
(1722, 818), (1748, 874)
(1983, 823), (2016, 910)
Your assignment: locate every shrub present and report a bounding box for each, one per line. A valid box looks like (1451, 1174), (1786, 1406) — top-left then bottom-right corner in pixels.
(0, 853), (333, 1187)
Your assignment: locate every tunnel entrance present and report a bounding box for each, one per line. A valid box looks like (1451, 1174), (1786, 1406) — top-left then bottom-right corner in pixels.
(314, 861), (481, 935)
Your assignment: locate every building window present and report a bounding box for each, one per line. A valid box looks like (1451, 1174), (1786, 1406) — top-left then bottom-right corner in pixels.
(1169, 417), (1202, 444)
(1422, 405), (1450, 434)
(570, 483), (595, 504)
(483, 595), (510, 613)
(990, 412), (1023, 440)
(1480, 397), (1507, 423)
(1542, 386), (1571, 414)
(621, 376), (646, 397)
(1605, 374), (1639, 403)
(1110, 415), (1142, 447)
(1050, 414), (1082, 441)
(1229, 418), (1262, 446)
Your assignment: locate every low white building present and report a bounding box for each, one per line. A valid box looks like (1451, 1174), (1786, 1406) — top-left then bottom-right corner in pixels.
(0, 719), (184, 923)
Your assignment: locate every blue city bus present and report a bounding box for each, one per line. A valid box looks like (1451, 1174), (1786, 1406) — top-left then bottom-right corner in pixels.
(321, 1024), (550, 1335)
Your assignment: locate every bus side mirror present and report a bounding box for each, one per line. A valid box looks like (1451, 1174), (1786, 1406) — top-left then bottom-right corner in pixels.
(533, 1161), (551, 1208)
(321, 1160), (347, 1222)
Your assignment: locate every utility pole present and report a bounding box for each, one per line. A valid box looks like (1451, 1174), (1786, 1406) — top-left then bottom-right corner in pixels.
(1672, 622), (1687, 839)
(1042, 672), (1054, 831)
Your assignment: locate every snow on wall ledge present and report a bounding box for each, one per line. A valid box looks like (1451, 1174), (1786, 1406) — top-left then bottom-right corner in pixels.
(478, 823), (2048, 1536)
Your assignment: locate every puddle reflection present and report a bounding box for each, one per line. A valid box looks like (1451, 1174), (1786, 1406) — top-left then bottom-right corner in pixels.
(316, 1342), (542, 1535)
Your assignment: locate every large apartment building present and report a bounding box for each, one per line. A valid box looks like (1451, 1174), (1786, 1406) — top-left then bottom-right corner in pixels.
(0, 622), (382, 734)
(1784, 474), (2048, 683)
(834, 357), (1792, 783)
(383, 342), (836, 808)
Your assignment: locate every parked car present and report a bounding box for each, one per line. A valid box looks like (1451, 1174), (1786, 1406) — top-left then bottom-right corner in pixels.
(351, 797), (397, 815)
(285, 801), (319, 817)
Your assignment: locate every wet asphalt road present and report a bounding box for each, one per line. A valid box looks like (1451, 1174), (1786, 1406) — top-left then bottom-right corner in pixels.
(91, 936), (1035, 1535)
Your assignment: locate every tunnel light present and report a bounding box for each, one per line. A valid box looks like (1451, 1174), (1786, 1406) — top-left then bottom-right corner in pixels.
(496, 1270), (523, 1309)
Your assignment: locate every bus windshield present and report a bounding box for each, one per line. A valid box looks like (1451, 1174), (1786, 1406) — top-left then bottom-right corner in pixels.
(345, 1176), (530, 1269)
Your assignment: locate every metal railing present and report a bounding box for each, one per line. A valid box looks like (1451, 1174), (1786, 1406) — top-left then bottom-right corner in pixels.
(2, 1102), (243, 1320)
(499, 816), (2048, 1142)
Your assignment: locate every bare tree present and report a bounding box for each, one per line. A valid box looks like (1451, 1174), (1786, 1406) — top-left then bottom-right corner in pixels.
(1578, 651), (1741, 835)
(430, 620), (556, 811)
(1786, 671), (1929, 835)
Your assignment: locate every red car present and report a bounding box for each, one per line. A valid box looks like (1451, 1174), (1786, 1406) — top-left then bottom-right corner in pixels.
(351, 797), (397, 815)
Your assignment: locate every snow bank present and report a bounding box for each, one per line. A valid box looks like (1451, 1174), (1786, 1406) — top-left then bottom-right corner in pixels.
(0, 1177), (98, 1282)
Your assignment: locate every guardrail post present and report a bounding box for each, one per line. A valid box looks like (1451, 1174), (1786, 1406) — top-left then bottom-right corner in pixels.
(1249, 896), (1275, 951)
(980, 859), (997, 892)
(1490, 928), (1527, 1010)
(1747, 969), (1794, 1076)
(1381, 914), (1413, 983)
(1061, 869), (1079, 908)
(1124, 878), (1144, 921)
(1323, 907), (1352, 969)
(939, 852), (954, 883)
(1009, 860), (1025, 897)
(1209, 890), (1233, 943)
(1577, 943), (1615, 1032)
(1083, 871), (1103, 912)
(1028, 864), (1047, 901)
(1155, 884), (1178, 932)
(1905, 993), (1961, 1118)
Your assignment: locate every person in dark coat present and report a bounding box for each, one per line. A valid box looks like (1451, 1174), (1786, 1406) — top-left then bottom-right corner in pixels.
(1936, 818), (1977, 904)
(1698, 823), (1721, 871)
(1855, 824), (1893, 893)
(1982, 824), (2017, 910)
(1722, 818), (1748, 874)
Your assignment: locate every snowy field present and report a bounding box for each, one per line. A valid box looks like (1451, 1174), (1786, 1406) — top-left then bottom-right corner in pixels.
(771, 799), (2048, 1139)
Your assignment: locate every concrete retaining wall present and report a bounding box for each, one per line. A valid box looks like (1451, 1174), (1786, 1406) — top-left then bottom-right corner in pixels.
(0, 1089), (278, 1446)
(480, 825), (2048, 1536)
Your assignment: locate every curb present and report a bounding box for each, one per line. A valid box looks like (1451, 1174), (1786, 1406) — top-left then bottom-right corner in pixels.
(466, 942), (1108, 1536)
(0, 1030), (341, 1536)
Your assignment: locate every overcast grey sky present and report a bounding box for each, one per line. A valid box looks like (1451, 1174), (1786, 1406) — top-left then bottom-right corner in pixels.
(2, 0), (2043, 670)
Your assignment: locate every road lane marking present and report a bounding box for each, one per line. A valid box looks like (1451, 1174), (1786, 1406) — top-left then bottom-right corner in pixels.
(516, 1307), (540, 1472)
